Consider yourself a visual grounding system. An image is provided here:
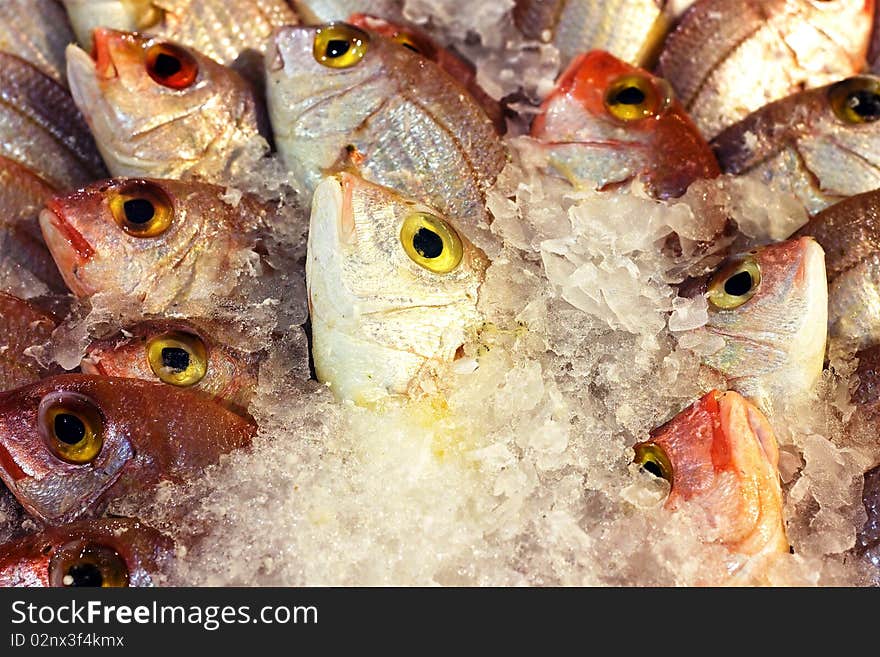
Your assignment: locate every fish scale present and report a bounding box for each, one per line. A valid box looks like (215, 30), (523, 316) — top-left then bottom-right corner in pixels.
(0, 53), (107, 190)
(0, 0), (74, 85)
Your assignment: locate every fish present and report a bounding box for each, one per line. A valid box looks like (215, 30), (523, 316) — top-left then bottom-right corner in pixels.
(0, 293), (59, 392)
(0, 517), (173, 587)
(39, 177), (272, 314)
(307, 172), (488, 404)
(347, 13), (505, 131)
(0, 0), (75, 85)
(291, 0), (402, 23)
(0, 156), (67, 294)
(633, 390), (789, 581)
(266, 22), (508, 255)
(713, 77), (880, 216)
(0, 374), (255, 524)
(0, 52), (107, 190)
(512, 0), (673, 68)
(793, 190), (880, 348)
(856, 463), (880, 578)
(61, 0), (299, 70)
(82, 319), (261, 415)
(853, 344), (880, 411)
(530, 49), (719, 199)
(658, 0), (873, 139)
(66, 28), (264, 181)
(679, 237), (828, 413)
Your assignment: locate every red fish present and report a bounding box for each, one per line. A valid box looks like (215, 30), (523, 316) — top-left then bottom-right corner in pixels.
(531, 50), (719, 199)
(0, 374), (255, 524)
(634, 390), (788, 580)
(0, 518), (172, 587)
(0, 293), (59, 391)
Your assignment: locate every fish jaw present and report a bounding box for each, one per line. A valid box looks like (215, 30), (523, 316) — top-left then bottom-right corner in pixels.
(38, 206), (97, 297)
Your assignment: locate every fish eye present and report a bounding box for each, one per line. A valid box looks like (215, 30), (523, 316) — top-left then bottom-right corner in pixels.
(38, 392), (104, 465)
(145, 42), (198, 89)
(146, 331), (208, 387)
(633, 442), (673, 484)
(108, 180), (174, 238)
(706, 256), (762, 310)
(400, 211), (463, 274)
(49, 542), (129, 588)
(829, 77), (880, 124)
(313, 23), (369, 68)
(604, 74), (667, 121)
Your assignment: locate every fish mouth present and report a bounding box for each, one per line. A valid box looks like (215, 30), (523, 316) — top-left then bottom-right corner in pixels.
(38, 206), (96, 297)
(79, 355), (106, 376)
(89, 28), (120, 80)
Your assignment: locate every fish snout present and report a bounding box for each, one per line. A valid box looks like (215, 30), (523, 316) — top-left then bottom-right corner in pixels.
(39, 204), (96, 296)
(89, 28), (123, 80)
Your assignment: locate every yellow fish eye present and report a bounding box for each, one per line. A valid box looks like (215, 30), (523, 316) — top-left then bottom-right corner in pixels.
(633, 442), (674, 484)
(829, 76), (880, 124)
(400, 212), (463, 274)
(706, 256), (762, 310)
(39, 393), (104, 465)
(313, 23), (369, 69)
(108, 180), (174, 238)
(50, 542), (130, 587)
(604, 74), (666, 122)
(146, 331), (208, 387)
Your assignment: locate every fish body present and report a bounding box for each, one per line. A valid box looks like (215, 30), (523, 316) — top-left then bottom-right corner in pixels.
(0, 53), (107, 190)
(0, 374), (255, 524)
(307, 173), (488, 404)
(0, 293), (59, 391)
(0, 156), (66, 294)
(347, 13), (505, 131)
(82, 319), (261, 415)
(0, 0), (75, 85)
(39, 177), (270, 314)
(291, 0), (402, 23)
(634, 390), (788, 580)
(794, 190), (880, 347)
(66, 28), (263, 181)
(266, 23), (507, 254)
(680, 238), (828, 412)
(713, 77), (880, 216)
(0, 518), (172, 587)
(61, 0), (298, 67)
(513, 0), (672, 68)
(659, 0), (873, 139)
(857, 464), (880, 576)
(531, 50), (719, 199)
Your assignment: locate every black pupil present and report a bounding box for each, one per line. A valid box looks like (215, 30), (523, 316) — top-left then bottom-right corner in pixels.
(54, 413), (86, 445)
(413, 228), (444, 259)
(724, 270), (754, 296)
(123, 198), (155, 225)
(161, 347), (190, 372)
(848, 90), (880, 121)
(326, 39), (350, 58)
(613, 86), (646, 105)
(153, 52), (182, 78)
(66, 562), (103, 587)
(642, 460), (664, 479)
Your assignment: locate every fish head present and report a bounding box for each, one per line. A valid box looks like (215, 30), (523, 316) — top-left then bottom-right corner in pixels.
(61, 1), (165, 52)
(66, 28), (256, 178)
(0, 518), (173, 587)
(82, 319), (258, 412)
(682, 237), (828, 409)
(633, 390), (788, 557)
(0, 378), (136, 524)
(307, 173), (488, 402)
(531, 50), (718, 198)
(39, 177), (246, 302)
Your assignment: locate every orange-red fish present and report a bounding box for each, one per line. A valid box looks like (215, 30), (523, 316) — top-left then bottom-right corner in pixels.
(531, 50), (719, 199)
(82, 319), (261, 415)
(0, 518), (172, 587)
(0, 374), (255, 524)
(634, 390), (788, 581)
(0, 293), (59, 392)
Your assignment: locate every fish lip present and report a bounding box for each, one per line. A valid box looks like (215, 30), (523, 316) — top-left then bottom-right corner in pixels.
(89, 28), (119, 80)
(80, 356), (106, 376)
(38, 206), (97, 297)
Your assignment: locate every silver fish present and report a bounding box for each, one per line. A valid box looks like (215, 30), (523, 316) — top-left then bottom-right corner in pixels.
(0, 0), (75, 85)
